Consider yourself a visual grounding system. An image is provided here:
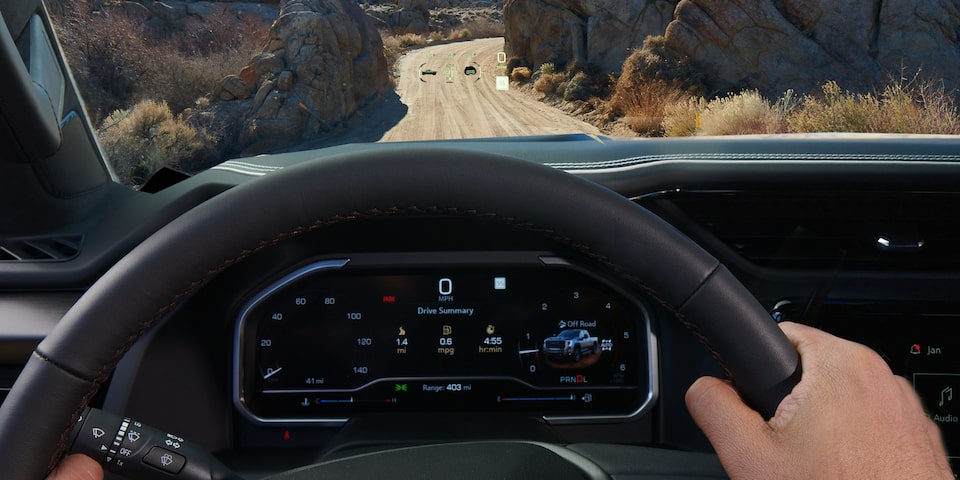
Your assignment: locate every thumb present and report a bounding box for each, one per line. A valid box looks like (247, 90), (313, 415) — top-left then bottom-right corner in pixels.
(47, 454), (103, 480)
(686, 376), (774, 472)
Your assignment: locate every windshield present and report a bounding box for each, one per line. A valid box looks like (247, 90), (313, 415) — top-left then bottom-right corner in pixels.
(47, 0), (960, 187)
(558, 330), (581, 339)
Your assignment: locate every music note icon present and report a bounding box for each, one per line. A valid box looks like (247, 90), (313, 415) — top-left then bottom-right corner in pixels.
(939, 387), (953, 407)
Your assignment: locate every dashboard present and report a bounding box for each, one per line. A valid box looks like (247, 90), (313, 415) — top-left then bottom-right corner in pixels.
(3, 135), (960, 477)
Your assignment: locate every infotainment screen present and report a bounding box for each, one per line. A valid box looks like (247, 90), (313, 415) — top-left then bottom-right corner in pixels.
(819, 303), (960, 471)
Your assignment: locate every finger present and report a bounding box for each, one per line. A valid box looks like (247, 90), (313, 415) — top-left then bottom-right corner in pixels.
(686, 376), (773, 473)
(777, 321), (824, 350)
(47, 454), (103, 480)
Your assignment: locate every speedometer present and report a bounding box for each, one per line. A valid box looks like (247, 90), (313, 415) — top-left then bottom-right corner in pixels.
(234, 252), (656, 425)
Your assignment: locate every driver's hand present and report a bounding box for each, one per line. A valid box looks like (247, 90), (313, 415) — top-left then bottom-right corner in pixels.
(686, 321), (954, 479)
(46, 454), (103, 480)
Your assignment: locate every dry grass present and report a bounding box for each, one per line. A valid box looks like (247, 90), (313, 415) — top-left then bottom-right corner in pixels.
(98, 100), (215, 186)
(787, 80), (960, 134)
(697, 90), (789, 135)
(397, 32), (429, 48)
(653, 78), (959, 137)
(447, 28), (473, 40)
(662, 96), (707, 137)
(613, 79), (690, 135)
(382, 32), (428, 68)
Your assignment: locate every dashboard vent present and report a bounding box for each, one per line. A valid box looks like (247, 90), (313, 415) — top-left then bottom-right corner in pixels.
(644, 192), (960, 272)
(0, 235), (83, 262)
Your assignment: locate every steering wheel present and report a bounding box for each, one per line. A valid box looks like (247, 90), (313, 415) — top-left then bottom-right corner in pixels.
(0, 147), (800, 478)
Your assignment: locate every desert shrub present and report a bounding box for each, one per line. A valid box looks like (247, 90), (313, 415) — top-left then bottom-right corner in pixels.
(448, 28), (472, 40)
(608, 37), (706, 135)
(788, 80), (960, 134)
(611, 78), (692, 135)
(562, 68), (609, 102)
(153, 12), (269, 113)
(171, 10), (269, 57)
(396, 33), (428, 48)
(534, 72), (566, 95)
(51, 1), (269, 122)
(662, 96), (707, 136)
(618, 36), (707, 93)
(540, 63), (556, 75)
(381, 32), (404, 68)
(146, 47), (253, 114)
(52, 4), (151, 124)
(698, 90), (788, 135)
(787, 81), (876, 132)
(98, 100), (215, 186)
(510, 66), (532, 83)
(428, 16), (503, 41)
(464, 17), (504, 38)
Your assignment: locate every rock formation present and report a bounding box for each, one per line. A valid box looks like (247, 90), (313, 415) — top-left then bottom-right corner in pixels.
(503, 0), (677, 73)
(136, 1), (280, 36)
(362, 0), (501, 34)
(663, 0), (960, 96)
(364, 0), (431, 34)
(214, 0), (389, 151)
(503, 0), (960, 96)
(429, 0), (503, 7)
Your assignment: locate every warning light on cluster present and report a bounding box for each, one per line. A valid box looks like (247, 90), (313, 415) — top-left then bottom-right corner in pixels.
(383, 295), (397, 303)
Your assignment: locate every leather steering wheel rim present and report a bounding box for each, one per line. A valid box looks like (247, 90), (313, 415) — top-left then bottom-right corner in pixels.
(0, 146), (800, 478)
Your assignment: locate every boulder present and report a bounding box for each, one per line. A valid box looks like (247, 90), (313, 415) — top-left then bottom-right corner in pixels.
(218, 74), (252, 100)
(214, 0), (389, 151)
(503, 0), (677, 72)
(663, 0), (960, 95)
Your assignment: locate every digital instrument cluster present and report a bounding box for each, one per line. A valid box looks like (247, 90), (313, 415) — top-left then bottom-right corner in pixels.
(234, 253), (655, 424)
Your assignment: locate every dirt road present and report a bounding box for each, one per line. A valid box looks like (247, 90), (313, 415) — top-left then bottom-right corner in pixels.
(380, 37), (600, 141)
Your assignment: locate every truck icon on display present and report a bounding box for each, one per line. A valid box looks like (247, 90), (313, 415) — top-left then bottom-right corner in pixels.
(542, 329), (598, 362)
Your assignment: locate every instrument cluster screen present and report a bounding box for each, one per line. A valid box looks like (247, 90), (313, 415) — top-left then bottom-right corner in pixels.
(234, 254), (653, 424)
